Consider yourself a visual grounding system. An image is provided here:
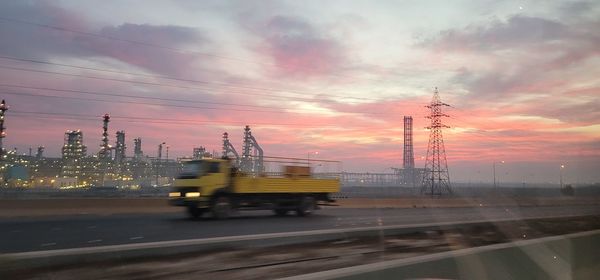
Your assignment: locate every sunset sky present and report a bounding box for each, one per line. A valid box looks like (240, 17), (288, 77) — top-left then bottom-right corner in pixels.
(0, 0), (598, 183)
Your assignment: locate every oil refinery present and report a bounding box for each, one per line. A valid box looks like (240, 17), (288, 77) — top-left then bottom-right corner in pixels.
(0, 94), (439, 190)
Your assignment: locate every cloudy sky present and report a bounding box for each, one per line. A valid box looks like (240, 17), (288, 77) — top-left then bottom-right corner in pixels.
(0, 0), (598, 183)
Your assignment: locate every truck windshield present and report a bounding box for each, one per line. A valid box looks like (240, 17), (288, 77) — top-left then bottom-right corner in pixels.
(177, 161), (205, 179)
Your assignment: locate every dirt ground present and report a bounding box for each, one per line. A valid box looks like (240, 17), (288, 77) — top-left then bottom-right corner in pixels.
(0, 196), (598, 218)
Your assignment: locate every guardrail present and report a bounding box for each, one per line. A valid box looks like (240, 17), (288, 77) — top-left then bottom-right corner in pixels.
(0, 215), (590, 272)
(280, 229), (600, 280)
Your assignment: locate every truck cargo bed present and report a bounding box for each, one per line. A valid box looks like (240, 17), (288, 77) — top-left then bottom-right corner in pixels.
(233, 176), (339, 194)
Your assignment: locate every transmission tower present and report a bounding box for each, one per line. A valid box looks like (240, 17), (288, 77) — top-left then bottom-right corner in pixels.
(421, 87), (452, 195)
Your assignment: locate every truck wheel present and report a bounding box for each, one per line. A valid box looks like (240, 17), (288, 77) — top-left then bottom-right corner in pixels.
(187, 207), (204, 219)
(274, 208), (289, 216)
(212, 196), (232, 219)
(296, 196), (316, 217)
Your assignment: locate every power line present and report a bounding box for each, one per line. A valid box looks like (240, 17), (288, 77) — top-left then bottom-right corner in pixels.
(0, 17), (255, 64)
(0, 84), (282, 110)
(0, 65), (311, 102)
(0, 16), (398, 85)
(0, 91), (289, 114)
(0, 65), (398, 105)
(0, 55), (388, 103)
(0, 84), (391, 115)
(8, 110), (379, 128)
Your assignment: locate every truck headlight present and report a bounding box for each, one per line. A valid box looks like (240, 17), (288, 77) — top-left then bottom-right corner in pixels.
(185, 192), (201, 198)
(169, 192), (181, 197)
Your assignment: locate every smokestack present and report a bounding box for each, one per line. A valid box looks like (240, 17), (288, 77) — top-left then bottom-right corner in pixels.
(403, 116), (414, 169)
(99, 114), (111, 159)
(133, 137), (143, 159)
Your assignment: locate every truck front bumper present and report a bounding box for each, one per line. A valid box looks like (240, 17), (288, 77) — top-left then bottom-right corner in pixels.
(169, 198), (209, 208)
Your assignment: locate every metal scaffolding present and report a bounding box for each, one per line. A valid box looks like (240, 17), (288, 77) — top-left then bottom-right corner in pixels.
(240, 125), (263, 174)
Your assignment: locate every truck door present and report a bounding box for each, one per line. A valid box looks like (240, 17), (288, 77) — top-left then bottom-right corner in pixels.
(203, 161), (227, 195)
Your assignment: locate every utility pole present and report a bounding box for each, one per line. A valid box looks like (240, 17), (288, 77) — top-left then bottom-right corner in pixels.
(156, 142), (165, 187)
(166, 145), (170, 182)
(421, 87), (452, 196)
(307, 151), (319, 172)
(493, 161), (504, 188)
(560, 164), (565, 189)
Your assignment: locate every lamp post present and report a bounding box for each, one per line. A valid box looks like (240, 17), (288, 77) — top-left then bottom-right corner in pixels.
(166, 145), (170, 182)
(493, 160), (505, 188)
(156, 142), (165, 187)
(560, 164), (565, 189)
(307, 151), (319, 173)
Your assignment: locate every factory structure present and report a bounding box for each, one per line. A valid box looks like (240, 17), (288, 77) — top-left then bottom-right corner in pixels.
(0, 88), (449, 190)
(0, 101), (269, 188)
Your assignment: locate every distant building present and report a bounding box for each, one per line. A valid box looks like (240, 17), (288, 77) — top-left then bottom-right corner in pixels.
(61, 130), (87, 178)
(114, 131), (126, 164)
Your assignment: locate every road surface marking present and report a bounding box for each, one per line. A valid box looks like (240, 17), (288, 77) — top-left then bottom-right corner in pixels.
(41, 243), (56, 247)
(129, 236), (144, 240)
(87, 225), (97, 229)
(87, 239), (103, 244)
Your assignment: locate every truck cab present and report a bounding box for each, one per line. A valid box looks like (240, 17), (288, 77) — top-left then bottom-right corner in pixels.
(168, 159), (229, 212)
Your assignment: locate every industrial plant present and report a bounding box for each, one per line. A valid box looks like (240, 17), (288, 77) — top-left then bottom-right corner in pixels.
(0, 88), (450, 191)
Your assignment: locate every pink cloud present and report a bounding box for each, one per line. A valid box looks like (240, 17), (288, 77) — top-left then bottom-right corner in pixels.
(249, 15), (348, 78)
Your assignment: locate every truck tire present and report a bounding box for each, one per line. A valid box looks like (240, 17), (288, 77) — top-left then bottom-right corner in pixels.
(273, 208), (289, 216)
(212, 195), (232, 219)
(187, 206), (204, 219)
(296, 196), (316, 217)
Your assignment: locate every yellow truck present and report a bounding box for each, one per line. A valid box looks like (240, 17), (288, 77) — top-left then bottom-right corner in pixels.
(169, 158), (340, 219)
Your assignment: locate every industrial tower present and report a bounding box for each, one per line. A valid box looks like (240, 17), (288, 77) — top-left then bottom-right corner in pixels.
(36, 146), (44, 159)
(193, 146), (206, 159)
(61, 130), (87, 177)
(98, 114), (111, 160)
(0, 99), (8, 156)
(133, 137), (143, 159)
(115, 131), (126, 164)
(221, 132), (240, 164)
(403, 116), (415, 186)
(421, 87), (452, 195)
(240, 125), (264, 174)
(403, 116), (414, 169)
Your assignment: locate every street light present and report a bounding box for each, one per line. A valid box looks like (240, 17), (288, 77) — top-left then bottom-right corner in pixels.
(307, 151), (319, 173)
(156, 142), (166, 187)
(560, 164), (565, 189)
(493, 160), (505, 188)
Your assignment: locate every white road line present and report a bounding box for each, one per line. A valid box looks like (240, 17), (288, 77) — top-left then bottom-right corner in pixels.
(87, 225), (97, 229)
(11, 230), (22, 233)
(129, 236), (144, 240)
(51, 227), (61, 231)
(40, 243), (56, 247)
(87, 239), (103, 244)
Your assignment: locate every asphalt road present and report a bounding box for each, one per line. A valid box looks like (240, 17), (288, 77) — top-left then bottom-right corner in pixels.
(1, 205), (599, 254)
